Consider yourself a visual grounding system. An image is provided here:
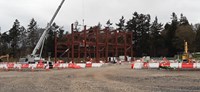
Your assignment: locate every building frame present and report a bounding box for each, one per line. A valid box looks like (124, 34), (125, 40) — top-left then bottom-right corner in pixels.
(55, 24), (133, 63)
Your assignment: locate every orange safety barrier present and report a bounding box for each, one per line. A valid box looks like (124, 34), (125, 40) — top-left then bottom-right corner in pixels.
(159, 62), (170, 67)
(73, 64), (81, 69)
(86, 62), (92, 68)
(68, 63), (74, 68)
(21, 64), (29, 68)
(7, 63), (14, 69)
(53, 63), (60, 68)
(131, 64), (134, 69)
(36, 63), (44, 68)
(68, 63), (81, 69)
(143, 62), (148, 68)
(182, 63), (193, 69)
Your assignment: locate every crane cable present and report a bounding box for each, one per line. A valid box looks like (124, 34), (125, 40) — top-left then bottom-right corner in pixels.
(82, 0), (85, 28)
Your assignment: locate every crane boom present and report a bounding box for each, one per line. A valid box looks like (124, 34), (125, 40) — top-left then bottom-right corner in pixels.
(31, 0), (65, 56)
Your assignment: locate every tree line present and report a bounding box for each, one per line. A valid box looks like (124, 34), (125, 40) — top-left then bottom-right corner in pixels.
(115, 12), (200, 57)
(0, 12), (200, 58)
(0, 18), (65, 58)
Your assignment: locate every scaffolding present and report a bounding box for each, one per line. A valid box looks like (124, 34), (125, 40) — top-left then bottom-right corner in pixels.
(55, 24), (133, 63)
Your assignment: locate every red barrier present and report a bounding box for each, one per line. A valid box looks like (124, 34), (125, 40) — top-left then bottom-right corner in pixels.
(86, 62), (92, 68)
(68, 63), (81, 69)
(36, 64), (44, 68)
(131, 64), (134, 69)
(182, 63), (193, 69)
(159, 62), (170, 67)
(68, 63), (74, 68)
(53, 63), (60, 69)
(7, 63), (14, 69)
(21, 64), (29, 68)
(143, 62), (148, 68)
(73, 64), (81, 69)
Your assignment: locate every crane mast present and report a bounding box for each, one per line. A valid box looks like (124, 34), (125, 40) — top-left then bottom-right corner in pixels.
(31, 0), (65, 57)
(19, 0), (65, 63)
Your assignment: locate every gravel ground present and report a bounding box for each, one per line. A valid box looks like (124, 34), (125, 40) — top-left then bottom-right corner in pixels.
(0, 63), (200, 92)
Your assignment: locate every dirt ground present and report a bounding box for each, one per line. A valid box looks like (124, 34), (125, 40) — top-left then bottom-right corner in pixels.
(0, 63), (200, 92)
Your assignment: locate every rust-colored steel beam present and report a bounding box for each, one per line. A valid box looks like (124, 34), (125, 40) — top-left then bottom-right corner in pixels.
(84, 25), (87, 61)
(56, 25), (133, 63)
(105, 28), (108, 63)
(54, 31), (57, 62)
(124, 32), (127, 61)
(115, 30), (118, 57)
(95, 27), (99, 63)
(71, 24), (74, 63)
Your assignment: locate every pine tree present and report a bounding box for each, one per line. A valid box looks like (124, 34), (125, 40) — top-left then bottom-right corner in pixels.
(18, 26), (27, 56)
(149, 17), (163, 56)
(27, 18), (39, 53)
(97, 22), (102, 29)
(180, 13), (189, 25)
(164, 12), (179, 56)
(106, 19), (113, 28)
(126, 12), (151, 56)
(0, 32), (10, 55)
(193, 24), (200, 52)
(116, 16), (125, 31)
(9, 19), (21, 57)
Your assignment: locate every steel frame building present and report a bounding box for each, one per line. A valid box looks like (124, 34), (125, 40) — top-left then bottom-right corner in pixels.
(55, 24), (133, 63)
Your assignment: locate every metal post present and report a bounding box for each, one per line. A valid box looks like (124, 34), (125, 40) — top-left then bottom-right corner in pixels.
(124, 32), (127, 61)
(105, 28), (108, 63)
(115, 31), (118, 58)
(96, 27), (99, 63)
(78, 33), (80, 62)
(131, 32), (133, 59)
(54, 32), (57, 62)
(84, 25), (87, 61)
(71, 24), (74, 63)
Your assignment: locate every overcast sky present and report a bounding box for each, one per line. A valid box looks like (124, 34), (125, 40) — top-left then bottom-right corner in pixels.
(0, 0), (200, 32)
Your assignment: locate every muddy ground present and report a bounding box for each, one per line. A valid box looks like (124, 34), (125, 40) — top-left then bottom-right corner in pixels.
(0, 63), (200, 92)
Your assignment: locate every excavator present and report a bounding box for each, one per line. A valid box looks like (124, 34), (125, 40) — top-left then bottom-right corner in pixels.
(0, 54), (9, 62)
(182, 41), (191, 63)
(19, 0), (65, 64)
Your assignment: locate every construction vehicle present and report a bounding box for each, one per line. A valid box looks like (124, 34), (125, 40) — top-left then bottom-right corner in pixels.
(182, 41), (190, 63)
(0, 54), (9, 62)
(19, 0), (65, 64)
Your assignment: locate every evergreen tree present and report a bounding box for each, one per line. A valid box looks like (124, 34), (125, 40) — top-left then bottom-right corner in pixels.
(126, 12), (151, 56)
(106, 19), (113, 28)
(27, 18), (39, 53)
(18, 26), (27, 56)
(180, 13), (189, 25)
(194, 24), (200, 52)
(116, 16), (125, 31)
(164, 12), (179, 56)
(97, 22), (102, 29)
(174, 14), (194, 53)
(9, 19), (21, 57)
(43, 23), (58, 57)
(0, 32), (10, 55)
(149, 17), (163, 56)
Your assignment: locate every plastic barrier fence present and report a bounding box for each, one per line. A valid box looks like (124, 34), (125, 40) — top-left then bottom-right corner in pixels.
(131, 62), (200, 69)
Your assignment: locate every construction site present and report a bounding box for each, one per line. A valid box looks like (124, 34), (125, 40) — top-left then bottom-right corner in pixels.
(55, 24), (133, 63)
(1, 0), (200, 92)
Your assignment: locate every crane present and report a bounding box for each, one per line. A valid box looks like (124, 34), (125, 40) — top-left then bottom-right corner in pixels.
(20, 0), (65, 63)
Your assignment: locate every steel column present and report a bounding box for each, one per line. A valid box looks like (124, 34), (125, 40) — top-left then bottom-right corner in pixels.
(54, 31), (57, 62)
(71, 24), (74, 63)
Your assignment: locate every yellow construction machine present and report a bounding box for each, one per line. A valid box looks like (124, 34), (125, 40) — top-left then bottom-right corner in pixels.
(182, 41), (191, 62)
(0, 54), (9, 62)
